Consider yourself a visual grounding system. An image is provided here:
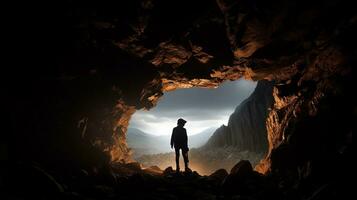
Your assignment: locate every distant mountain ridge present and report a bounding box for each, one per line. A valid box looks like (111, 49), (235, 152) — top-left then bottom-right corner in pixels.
(127, 127), (216, 158)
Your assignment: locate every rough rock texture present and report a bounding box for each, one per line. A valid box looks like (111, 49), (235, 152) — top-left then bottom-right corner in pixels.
(221, 160), (267, 196)
(6, 0), (356, 198)
(230, 160), (253, 176)
(204, 80), (273, 153)
(209, 169), (228, 182)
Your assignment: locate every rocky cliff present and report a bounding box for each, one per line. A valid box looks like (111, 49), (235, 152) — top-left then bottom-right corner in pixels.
(204, 80), (273, 153)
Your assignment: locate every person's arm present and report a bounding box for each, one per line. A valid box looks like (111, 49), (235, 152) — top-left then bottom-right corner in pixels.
(170, 128), (175, 149)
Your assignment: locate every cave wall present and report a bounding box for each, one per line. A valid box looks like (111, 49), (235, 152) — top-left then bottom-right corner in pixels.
(8, 0), (356, 180)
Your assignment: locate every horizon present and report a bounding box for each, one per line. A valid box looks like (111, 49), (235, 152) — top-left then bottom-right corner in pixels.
(128, 126), (218, 137)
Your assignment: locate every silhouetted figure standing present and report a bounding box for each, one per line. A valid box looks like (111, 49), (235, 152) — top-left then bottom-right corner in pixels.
(170, 118), (191, 172)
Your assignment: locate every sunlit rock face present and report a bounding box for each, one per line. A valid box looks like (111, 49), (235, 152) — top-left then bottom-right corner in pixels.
(10, 0), (355, 184)
(204, 80), (273, 153)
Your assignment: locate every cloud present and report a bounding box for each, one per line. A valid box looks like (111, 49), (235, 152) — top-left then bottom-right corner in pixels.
(128, 79), (257, 136)
(151, 79), (256, 111)
(140, 108), (232, 121)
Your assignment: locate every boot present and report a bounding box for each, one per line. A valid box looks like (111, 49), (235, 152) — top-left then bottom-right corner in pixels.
(176, 161), (180, 173)
(184, 162), (191, 173)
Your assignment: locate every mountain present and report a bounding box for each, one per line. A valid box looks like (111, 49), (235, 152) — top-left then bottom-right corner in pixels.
(126, 128), (156, 145)
(204, 80), (274, 153)
(188, 127), (216, 147)
(126, 128), (164, 155)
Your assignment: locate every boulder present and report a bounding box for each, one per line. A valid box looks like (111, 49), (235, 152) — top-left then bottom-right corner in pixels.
(221, 160), (255, 195)
(209, 169), (228, 182)
(125, 162), (142, 171)
(163, 166), (174, 175)
(230, 160), (253, 177)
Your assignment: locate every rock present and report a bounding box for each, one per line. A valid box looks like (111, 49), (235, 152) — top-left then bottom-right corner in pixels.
(92, 185), (115, 196)
(143, 165), (163, 175)
(7, 163), (65, 198)
(110, 162), (143, 175)
(221, 160), (255, 195)
(148, 165), (162, 171)
(193, 171), (200, 177)
(163, 166), (174, 175)
(125, 162), (142, 171)
(186, 170), (200, 178)
(209, 169), (228, 182)
(230, 160), (253, 177)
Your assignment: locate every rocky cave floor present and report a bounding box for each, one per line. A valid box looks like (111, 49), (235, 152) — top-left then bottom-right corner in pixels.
(135, 147), (265, 176)
(4, 159), (350, 200)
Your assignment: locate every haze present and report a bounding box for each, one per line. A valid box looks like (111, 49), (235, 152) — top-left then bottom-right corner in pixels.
(129, 79), (257, 136)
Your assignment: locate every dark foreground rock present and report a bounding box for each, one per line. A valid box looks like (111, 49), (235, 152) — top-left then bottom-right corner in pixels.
(209, 169), (228, 182)
(4, 160), (340, 200)
(221, 160), (275, 198)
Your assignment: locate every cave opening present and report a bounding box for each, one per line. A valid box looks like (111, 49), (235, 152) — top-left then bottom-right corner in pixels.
(126, 79), (272, 175)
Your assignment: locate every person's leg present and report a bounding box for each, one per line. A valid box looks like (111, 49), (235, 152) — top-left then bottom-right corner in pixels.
(182, 149), (190, 171)
(175, 148), (180, 172)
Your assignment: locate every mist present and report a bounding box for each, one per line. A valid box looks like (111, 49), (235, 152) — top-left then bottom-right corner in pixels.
(128, 79), (257, 136)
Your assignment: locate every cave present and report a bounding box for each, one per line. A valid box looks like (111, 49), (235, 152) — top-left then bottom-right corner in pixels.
(4, 0), (355, 199)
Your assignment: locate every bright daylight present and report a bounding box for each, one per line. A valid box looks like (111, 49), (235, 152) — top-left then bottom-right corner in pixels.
(126, 79), (267, 174)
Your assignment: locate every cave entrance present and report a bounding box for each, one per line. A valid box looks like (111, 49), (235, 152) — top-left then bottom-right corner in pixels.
(127, 79), (271, 175)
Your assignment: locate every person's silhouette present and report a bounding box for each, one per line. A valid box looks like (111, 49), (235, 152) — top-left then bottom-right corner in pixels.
(170, 118), (191, 172)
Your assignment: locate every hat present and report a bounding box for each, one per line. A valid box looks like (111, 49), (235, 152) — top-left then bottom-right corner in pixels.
(177, 118), (187, 124)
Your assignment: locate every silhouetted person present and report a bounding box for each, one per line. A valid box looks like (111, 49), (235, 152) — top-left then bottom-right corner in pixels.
(170, 118), (191, 172)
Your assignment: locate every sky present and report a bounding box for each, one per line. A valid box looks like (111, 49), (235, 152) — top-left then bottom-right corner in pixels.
(128, 79), (257, 136)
